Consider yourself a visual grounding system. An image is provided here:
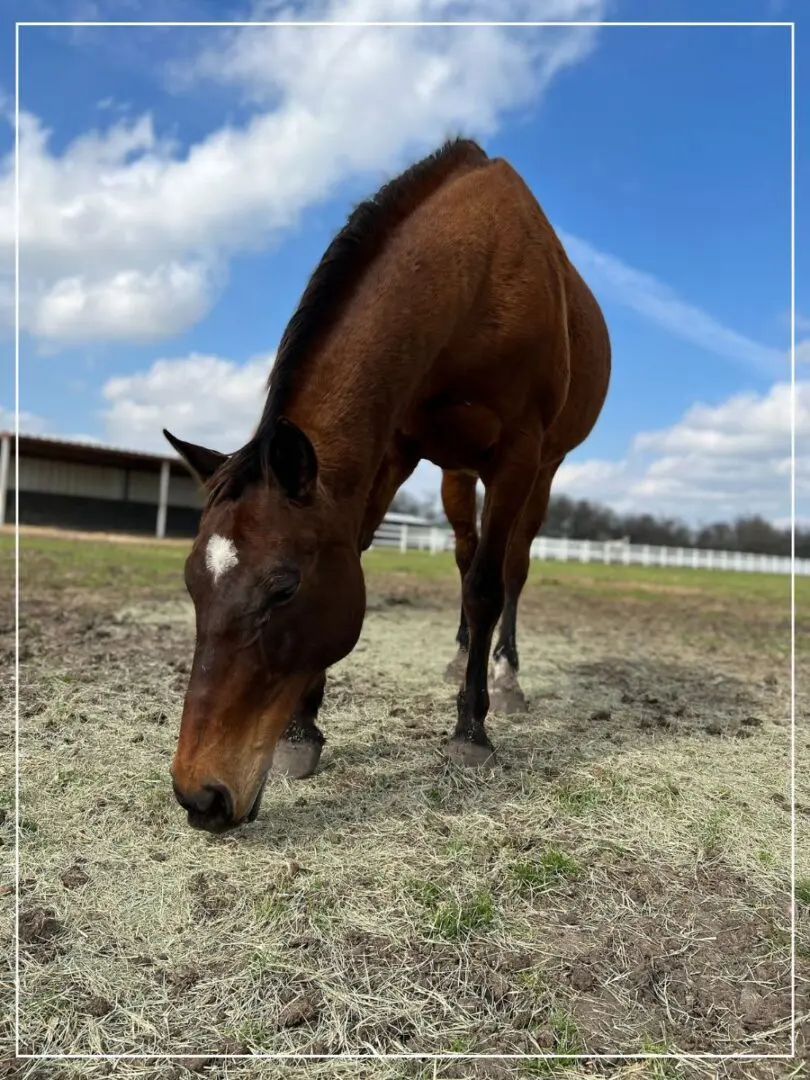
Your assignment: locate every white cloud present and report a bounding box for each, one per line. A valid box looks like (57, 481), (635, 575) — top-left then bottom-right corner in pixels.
(30, 263), (215, 345)
(100, 352), (272, 452)
(3, 0), (605, 347)
(559, 232), (786, 378)
(552, 457), (626, 490)
(555, 377), (806, 524)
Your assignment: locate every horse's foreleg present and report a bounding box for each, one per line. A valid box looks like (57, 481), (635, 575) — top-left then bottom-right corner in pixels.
(359, 437), (421, 552)
(440, 470), (479, 683)
(490, 459), (562, 715)
(447, 433), (541, 768)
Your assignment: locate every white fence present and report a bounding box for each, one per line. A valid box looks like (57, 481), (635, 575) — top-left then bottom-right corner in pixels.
(370, 519), (808, 576)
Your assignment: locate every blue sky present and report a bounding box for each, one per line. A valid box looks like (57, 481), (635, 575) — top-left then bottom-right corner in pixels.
(1, 0), (807, 525)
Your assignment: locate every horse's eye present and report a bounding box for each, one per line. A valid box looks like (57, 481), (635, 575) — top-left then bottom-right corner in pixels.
(260, 565), (301, 608)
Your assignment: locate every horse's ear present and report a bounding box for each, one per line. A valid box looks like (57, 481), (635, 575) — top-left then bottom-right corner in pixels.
(163, 429), (228, 484)
(267, 418), (318, 503)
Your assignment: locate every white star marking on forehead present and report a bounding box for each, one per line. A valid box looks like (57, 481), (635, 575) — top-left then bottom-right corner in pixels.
(205, 534), (239, 583)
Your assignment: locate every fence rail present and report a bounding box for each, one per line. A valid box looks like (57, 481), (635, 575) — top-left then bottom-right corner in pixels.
(369, 520), (807, 576)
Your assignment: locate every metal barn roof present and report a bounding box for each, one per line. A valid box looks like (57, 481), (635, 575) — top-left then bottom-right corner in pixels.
(2, 432), (191, 476)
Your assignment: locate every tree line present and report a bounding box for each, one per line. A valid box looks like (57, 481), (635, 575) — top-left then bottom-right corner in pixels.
(390, 490), (802, 558)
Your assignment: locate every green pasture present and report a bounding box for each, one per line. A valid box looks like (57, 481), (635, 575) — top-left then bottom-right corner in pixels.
(3, 531), (803, 611)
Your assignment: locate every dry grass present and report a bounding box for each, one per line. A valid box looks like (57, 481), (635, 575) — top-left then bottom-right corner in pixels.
(0, 537), (808, 1079)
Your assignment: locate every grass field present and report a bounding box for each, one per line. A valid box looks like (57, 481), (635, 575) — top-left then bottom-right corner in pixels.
(1, 532), (808, 1079)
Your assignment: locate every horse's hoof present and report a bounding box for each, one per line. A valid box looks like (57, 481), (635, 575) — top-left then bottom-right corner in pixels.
(446, 737), (498, 769)
(490, 685), (529, 715)
(443, 651), (468, 684)
(271, 739), (322, 779)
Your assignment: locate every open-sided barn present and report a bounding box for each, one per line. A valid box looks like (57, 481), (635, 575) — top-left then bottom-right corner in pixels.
(1, 432), (203, 538)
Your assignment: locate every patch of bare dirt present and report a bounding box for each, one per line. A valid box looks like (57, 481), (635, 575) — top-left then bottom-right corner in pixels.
(18, 904), (65, 963)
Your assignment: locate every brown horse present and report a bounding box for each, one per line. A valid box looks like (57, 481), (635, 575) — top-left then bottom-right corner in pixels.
(165, 137), (611, 834)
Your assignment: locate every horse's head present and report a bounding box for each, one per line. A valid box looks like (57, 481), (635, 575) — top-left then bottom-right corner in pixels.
(164, 420), (366, 833)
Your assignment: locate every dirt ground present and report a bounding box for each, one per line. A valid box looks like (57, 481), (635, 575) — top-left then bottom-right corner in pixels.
(0, 536), (808, 1079)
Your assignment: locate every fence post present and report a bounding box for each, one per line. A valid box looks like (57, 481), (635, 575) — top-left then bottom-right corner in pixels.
(155, 460), (170, 539)
(0, 433), (9, 528)
(399, 524), (408, 553)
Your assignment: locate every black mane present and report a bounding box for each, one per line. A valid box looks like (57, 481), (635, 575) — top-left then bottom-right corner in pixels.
(206, 136), (489, 505)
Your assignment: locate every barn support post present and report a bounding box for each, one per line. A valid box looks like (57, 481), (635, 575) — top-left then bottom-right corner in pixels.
(156, 460), (170, 539)
(0, 434), (10, 528)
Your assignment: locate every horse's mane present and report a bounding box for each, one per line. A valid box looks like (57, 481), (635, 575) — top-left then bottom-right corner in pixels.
(206, 136), (489, 504)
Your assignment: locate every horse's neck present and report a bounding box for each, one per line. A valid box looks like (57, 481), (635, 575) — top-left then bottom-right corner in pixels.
(285, 242), (475, 506)
(286, 330), (416, 502)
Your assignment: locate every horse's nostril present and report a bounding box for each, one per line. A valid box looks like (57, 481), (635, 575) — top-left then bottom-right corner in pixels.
(205, 783), (233, 822)
(172, 781), (197, 812)
(172, 781), (233, 821)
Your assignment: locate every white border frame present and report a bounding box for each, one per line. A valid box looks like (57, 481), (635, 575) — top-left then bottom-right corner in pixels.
(12, 15), (798, 1066)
